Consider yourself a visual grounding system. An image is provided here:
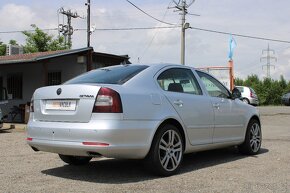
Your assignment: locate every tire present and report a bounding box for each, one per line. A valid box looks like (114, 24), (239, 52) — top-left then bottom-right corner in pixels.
(242, 98), (250, 104)
(238, 119), (262, 155)
(146, 124), (184, 176)
(59, 154), (92, 165)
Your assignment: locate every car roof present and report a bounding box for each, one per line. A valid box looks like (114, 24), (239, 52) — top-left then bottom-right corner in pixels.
(118, 63), (197, 69)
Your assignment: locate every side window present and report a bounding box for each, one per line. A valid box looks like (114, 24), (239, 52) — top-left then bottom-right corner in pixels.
(47, 71), (61, 86)
(157, 68), (202, 95)
(197, 71), (230, 99)
(236, 87), (244, 93)
(7, 73), (23, 99)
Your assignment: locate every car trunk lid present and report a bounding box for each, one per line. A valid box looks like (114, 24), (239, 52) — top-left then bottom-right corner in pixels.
(33, 85), (100, 123)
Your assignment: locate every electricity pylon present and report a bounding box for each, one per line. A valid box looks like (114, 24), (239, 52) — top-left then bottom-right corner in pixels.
(260, 44), (277, 78)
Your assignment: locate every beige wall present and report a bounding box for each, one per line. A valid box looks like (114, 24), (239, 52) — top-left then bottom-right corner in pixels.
(0, 54), (87, 118)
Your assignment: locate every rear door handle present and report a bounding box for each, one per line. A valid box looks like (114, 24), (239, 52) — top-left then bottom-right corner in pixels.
(173, 100), (183, 107)
(213, 103), (220, 109)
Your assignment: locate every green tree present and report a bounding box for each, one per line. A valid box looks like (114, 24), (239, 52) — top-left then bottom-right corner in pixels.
(0, 39), (19, 56)
(22, 24), (68, 53)
(235, 74), (290, 106)
(244, 74), (260, 87)
(9, 39), (18, 46)
(234, 77), (244, 86)
(279, 75), (287, 91)
(0, 41), (6, 56)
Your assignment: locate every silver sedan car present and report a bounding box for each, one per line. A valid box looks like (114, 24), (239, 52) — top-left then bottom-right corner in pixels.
(27, 64), (262, 176)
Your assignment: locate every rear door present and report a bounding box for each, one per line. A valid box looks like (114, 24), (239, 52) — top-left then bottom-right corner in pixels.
(157, 68), (214, 145)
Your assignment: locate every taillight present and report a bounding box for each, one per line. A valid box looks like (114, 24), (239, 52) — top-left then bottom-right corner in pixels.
(93, 87), (123, 113)
(250, 91), (253, 98)
(30, 100), (34, 112)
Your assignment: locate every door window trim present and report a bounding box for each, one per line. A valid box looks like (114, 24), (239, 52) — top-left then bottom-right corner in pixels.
(157, 67), (203, 95)
(196, 70), (231, 99)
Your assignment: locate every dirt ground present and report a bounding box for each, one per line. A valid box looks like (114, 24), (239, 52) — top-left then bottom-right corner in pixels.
(0, 106), (289, 193)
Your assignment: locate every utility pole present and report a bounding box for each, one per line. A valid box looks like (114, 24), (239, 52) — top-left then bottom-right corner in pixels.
(58, 7), (81, 48)
(173, 0), (195, 65)
(86, 0), (91, 47)
(260, 44), (277, 78)
(85, 0), (92, 71)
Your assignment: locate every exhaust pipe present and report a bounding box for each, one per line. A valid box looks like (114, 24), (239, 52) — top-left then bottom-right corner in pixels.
(87, 151), (102, 157)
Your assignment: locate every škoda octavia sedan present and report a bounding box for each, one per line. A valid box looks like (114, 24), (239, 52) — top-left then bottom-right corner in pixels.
(27, 64), (261, 176)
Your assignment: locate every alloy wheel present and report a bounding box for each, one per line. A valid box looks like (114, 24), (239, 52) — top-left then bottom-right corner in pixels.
(158, 130), (183, 171)
(249, 123), (261, 152)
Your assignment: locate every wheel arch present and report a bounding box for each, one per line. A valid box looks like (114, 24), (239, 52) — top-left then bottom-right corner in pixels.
(248, 115), (261, 127)
(148, 118), (187, 156)
(242, 97), (250, 103)
(241, 114), (261, 141)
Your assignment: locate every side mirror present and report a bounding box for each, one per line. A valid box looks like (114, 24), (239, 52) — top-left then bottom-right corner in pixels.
(232, 88), (241, 99)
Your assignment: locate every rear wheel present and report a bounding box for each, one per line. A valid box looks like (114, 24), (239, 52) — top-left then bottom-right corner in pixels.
(242, 98), (250, 104)
(238, 119), (262, 155)
(59, 154), (92, 165)
(146, 124), (184, 176)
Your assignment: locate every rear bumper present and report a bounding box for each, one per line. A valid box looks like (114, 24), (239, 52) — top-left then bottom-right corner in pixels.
(27, 119), (159, 159)
(249, 98), (259, 105)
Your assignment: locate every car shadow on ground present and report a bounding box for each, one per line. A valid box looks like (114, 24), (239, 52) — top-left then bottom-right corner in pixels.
(0, 129), (12, 133)
(42, 147), (269, 184)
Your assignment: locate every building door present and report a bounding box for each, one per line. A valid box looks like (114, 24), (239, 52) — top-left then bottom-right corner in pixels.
(0, 77), (3, 100)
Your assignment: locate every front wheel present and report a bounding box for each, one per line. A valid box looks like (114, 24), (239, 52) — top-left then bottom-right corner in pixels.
(238, 119), (262, 155)
(146, 124), (184, 176)
(59, 154), (92, 165)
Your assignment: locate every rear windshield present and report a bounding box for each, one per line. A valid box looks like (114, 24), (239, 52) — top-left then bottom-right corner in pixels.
(250, 87), (256, 94)
(65, 65), (148, 85)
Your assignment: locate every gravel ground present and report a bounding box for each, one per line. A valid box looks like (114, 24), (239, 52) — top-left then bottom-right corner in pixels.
(0, 106), (289, 193)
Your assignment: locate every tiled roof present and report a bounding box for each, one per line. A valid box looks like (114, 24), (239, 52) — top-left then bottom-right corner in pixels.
(0, 50), (65, 62)
(0, 47), (93, 64)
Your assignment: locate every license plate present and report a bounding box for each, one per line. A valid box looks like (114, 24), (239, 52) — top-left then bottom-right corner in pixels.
(45, 100), (77, 111)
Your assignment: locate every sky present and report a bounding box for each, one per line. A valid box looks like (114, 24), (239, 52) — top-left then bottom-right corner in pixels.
(1, 0), (290, 80)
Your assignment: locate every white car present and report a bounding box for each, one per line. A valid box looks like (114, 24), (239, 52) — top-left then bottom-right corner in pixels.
(27, 64), (262, 176)
(235, 86), (259, 106)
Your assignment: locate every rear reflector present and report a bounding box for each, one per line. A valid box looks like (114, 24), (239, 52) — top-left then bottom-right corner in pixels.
(93, 87), (123, 113)
(26, 137), (33, 141)
(82, 142), (109, 146)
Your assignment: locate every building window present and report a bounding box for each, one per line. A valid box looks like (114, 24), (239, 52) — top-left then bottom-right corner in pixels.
(7, 74), (23, 99)
(48, 72), (61, 86)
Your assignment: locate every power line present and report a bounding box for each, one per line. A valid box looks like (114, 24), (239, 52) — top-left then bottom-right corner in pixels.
(2, 26), (290, 44)
(0, 26), (178, 34)
(74, 26), (179, 31)
(125, 0), (176, 26)
(140, 0), (174, 61)
(189, 26), (290, 44)
(0, 28), (58, 34)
